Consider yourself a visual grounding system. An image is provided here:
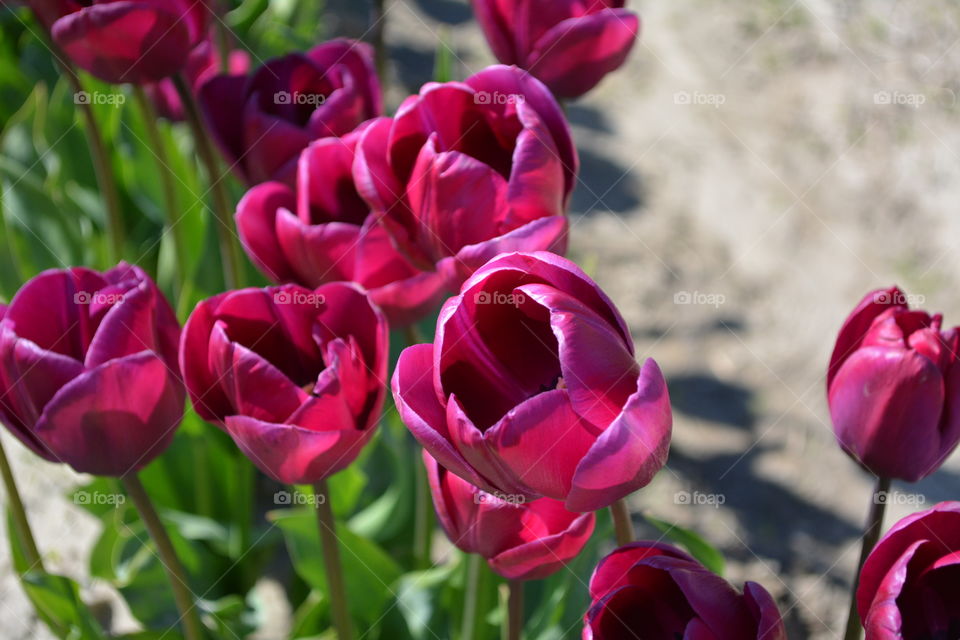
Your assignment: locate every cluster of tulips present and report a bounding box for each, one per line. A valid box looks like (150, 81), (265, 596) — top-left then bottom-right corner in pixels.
(1, 1), (958, 639)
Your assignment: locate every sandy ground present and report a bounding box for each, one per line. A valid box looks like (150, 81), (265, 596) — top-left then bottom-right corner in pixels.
(4, 1), (960, 638)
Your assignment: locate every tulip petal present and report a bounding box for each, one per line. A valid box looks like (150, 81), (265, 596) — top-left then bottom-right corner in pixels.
(470, 0), (519, 64)
(489, 510), (594, 580)
(199, 74), (249, 176)
(447, 215), (568, 285)
(743, 582), (788, 640)
(567, 358), (672, 512)
(34, 352), (184, 476)
(506, 100), (565, 223)
(275, 212), (360, 286)
(828, 286), (905, 388)
(179, 293), (232, 422)
(305, 39), (381, 118)
(528, 10), (640, 99)
(353, 117), (406, 214)
(236, 182), (299, 283)
(84, 282), (160, 368)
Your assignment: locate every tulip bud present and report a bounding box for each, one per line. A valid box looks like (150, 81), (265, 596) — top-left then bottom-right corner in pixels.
(0, 264), (184, 476)
(827, 287), (960, 481)
(424, 451), (594, 581)
(180, 283), (388, 484)
(392, 251), (672, 512)
(584, 542), (786, 639)
(856, 501), (960, 639)
(40, 0), (213, 84)
(199, 39), (382, 185)
(471, 0), (640, 99)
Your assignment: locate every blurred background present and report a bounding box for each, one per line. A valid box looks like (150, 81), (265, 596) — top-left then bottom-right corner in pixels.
(3, 0), (960, 638)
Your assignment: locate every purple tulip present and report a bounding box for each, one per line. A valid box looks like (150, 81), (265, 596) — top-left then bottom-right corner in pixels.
(353, 65), (575, 288)
(0, 264), (184, 476)
(584, 542), (786, 639)
(235, 123), (449, 327)
(471, 0), (640, 99)
(827, 287), (960, 481)
(199, 39), (381, 185)
(425, 451), (595, 581)
(857, 501), (960, 639)
(179, 283), (388, 484)
(392, 251), (672, 512)
(36, 0), (212, 84)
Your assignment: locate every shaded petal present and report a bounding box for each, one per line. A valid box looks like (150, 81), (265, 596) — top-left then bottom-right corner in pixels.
(488, 509), (594, 581)
(236, 182), (299, 283)
(34, 352), (184, 476)
(567, 359), (672, 512)
(505, 98), (565, 222)
(470, 0), (519, 64)
(198, 74), (250, 177)
(743, 582), (787, 640)
(179, 292), (232, 422)
(275, 212), (360, 286)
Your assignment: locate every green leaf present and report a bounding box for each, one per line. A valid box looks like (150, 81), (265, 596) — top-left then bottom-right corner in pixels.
(643, 514), (726, 575)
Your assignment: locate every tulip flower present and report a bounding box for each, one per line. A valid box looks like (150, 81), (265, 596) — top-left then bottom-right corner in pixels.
(584, 542), (786, 639)
(180, 283), (388, 484)
(827, 286), (960, 482)
(199, 39), (381, 185)
(144, 38), (251, 121)
(392, 251), (672, 512)
(236, 124), (449, 327)
(353, 66), (575, 289)
(471, 0), (640, 99)
(35, 0), (212, 84)
(856, 501), (960, 639)
(0, 264), (184, 476)
(425, 451), (594, 580)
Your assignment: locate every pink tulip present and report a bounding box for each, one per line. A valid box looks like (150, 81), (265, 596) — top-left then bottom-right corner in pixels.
(471, 0), (640, 99)
(857, 501), (960, 638)
(584, 542), (786, 639)
(827, 287), (960, 481)
(179, 283), (388, 484)
(425, 451), (594, 581)
(235, 123), (449, 327)
(199, 39), (381, 185)
(144, 37), (250, 122)
(353, 65), (575, 288)
(0, 264), (184, 476)
(35, 0), (212, 84)
(392, 251), (672, 512)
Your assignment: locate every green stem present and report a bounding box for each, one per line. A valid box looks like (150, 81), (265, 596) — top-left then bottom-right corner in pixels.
(122, 474), (204, 640)
(171, 73), (243, 289)
(314, 478), (353, 640)
(132, 86), (187, 301)
(461, 553), (483, 640)
(610, 498), (634, 546)
(370, 0), (388, 83)
(842, 476), (891, 640)
(0, 438), (42, 570)
(414, 452), (433, 570)
(504, 579), (523, 640)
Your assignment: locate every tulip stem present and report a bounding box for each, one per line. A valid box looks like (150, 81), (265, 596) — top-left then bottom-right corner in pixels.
(0, 438), (42, 570)
(132, 86), (188, 301)
(414, 451), (434, 570)
(505, 579), (523, 640)
(314, 479), (353, 640)
(122, 474), (204, 640)
(842, 475), (891, 640)
(610, 498), (634, 546)
(461, 553), (488, 640)
(172, 73), (244, 290)
(371, 0), (388, 83)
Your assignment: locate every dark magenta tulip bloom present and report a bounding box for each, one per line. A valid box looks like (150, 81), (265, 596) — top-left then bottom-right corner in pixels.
(36, 0), (212, 84)
(471, 0), (640, 99)
(0, 264), (184, 476)
(199, 39), (381, 185)
(584, 542), (786, 639)
(236, 123), (448, 327)
(392, 251), (672, 512)
(353, 65), (575, 285)
(827, 287), (960, 481)
(180, 283), (388, 484)
(857, 501), (960, 639)
(144, 37), (250, 121)
(425, 451), (594, 581)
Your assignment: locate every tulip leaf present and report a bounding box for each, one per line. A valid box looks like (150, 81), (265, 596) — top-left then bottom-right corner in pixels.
(643, 514), (726, 576)
(269, 506), (403, 627)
